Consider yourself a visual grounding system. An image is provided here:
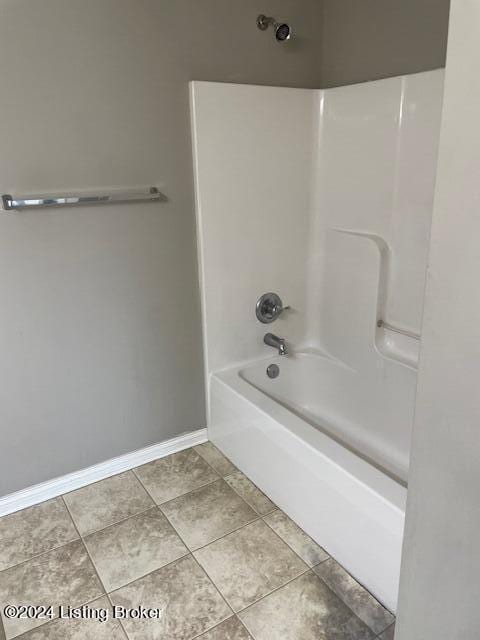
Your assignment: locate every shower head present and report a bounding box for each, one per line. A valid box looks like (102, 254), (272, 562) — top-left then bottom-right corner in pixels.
(274, 22), (291, 42)
(256, 14), (292, 42)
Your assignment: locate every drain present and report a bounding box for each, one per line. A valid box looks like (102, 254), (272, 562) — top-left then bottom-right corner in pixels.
(266, 364), (280, 379)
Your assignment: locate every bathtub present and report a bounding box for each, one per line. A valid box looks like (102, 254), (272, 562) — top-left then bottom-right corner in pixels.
(208, 351), (414, 612)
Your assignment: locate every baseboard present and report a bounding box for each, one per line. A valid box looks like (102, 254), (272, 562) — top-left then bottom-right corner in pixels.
(0, 428), (208, 518)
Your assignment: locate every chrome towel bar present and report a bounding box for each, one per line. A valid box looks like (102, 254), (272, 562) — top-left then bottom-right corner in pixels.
(377, 319), (420, 341)
(1, 187), (166, 211)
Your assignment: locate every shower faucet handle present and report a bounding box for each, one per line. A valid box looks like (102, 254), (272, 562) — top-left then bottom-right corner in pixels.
(256, 292), (290, 324)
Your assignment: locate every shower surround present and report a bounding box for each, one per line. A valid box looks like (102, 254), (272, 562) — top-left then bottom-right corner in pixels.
(190, 70), (444, 612)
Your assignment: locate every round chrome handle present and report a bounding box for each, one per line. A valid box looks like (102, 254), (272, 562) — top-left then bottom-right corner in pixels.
(256, 292), (290, 324)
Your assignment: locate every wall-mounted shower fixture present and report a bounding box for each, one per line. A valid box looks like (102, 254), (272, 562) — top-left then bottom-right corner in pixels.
(256, 15), (292, 42)
(264, 333), (288, 356)
(256, 292), (290, 323)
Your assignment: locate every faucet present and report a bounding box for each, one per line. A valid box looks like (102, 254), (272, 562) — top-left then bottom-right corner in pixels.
(264, 333), (288, 356)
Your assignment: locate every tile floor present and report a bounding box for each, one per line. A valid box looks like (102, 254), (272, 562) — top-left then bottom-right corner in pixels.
(0, 442), (396, 640)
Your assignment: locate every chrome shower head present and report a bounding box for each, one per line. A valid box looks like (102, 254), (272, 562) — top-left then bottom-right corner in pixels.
(256, 14), (292, 42)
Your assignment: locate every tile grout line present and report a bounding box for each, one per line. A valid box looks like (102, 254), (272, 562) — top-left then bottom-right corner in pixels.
(194, 445), (280, 517)
(190, 616), (256, 640)
(315, 555), (396, 616)
(261, 511), (331, 569)
(106, 553), (192, 599)
(234, 615), (256, 640)
(375, 621), (395, 638)
(186, 514), (263, 554)
(237, 565), (313, 618)
(312, 557), (396, 631)
(60, 496), (106, 592)
(189, 554), (235, 631)
(222, 469), (278, 516)
(191, 446), (254, 505)
(190, 614), (253, 640)
(188, 511), (316, 580)
(153, 477), (230, 513)
(0, 533), (81, 577)
(192, 443), (235, 477)
(60, 467), (145, 499)
(309, 569), (389, 638)
(61, 496), (131, 640)
(223, 478), (278, 518)
(80, 504), (158, 539)
(131, 464), (220, 508)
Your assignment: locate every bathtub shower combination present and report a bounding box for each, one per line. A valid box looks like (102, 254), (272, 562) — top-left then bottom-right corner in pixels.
(190, 70), (444, 612)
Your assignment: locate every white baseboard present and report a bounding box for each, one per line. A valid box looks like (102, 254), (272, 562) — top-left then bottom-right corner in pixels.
(0, 428), (208, 518)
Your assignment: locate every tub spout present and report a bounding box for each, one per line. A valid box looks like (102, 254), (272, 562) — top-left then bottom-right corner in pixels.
(264, 333), (288, 356)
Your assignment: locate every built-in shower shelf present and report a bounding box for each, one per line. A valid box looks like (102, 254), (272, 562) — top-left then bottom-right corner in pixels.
(376, 321), (420, 369)
(377, 319), (420, 341)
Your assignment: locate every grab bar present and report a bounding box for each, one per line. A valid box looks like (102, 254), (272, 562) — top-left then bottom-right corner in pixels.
(2, 187), (166, 211)
(377, 319), (420, 341)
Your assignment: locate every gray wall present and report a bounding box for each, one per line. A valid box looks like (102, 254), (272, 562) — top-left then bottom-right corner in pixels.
(320, 0), (450, 87)
(0, 0), (323, 496)
(396, 1), (480, 638)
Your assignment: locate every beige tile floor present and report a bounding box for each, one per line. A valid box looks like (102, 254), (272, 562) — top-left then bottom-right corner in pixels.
(0, 443), (395, 640)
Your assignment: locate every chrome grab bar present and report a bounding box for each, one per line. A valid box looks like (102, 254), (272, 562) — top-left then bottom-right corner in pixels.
(377, 319), (420, 341)
(2, 187), (166, 211)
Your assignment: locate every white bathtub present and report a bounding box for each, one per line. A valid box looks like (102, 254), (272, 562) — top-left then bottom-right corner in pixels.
(209, 351), (414, 612)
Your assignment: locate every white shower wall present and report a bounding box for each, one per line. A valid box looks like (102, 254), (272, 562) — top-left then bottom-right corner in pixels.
(310, 70), (445, 369)
(191, 69), (444, 381)
(191, 83), (316, 376)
